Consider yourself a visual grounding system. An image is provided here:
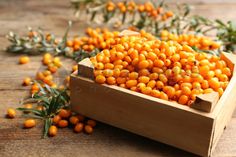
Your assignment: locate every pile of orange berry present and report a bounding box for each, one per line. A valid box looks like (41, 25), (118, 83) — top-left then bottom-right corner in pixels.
(6, 108), (96, 136)
(91, 33), (232, 105)
(106, 1), (174, 20)
(161, 30), (221, 51)
(22, 53), (69, 95)
(66, 28), (156, 54)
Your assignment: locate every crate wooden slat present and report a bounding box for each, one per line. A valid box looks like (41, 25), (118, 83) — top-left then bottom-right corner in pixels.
(70, 52), (236, 157)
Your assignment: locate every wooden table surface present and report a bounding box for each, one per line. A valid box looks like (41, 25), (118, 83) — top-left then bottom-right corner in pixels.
(0, 0), (236, 157)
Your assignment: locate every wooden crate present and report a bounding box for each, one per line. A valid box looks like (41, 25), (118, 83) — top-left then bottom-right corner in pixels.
(70, 52), (236, 157)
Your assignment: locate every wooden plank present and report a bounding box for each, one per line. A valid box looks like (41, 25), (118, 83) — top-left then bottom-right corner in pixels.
(71, 75), (214, 156)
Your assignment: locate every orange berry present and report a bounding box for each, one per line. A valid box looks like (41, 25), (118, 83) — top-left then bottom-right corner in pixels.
(128, 72), (139, 80)
(74, 123), (84, 133)
(58, 109), (71, 119)
(120, 69), (129, 77)
(69, 116), (79, 125)
(159, 74), (168, 83)
(6, 108), (16, 118)
(58, 120), (68, 128)
(24, 119), (36, 128)
(138, 69), (150, 76)
(154, 59), (164, 68)
(181, 86), (191, 96)
(222, 67), (231, 77)
(104, 63), (114, 69)
(204, 88), (214, 94)
(22, 77), (32, 86)
(95, 75), (106, 84)
(178, 95), (188, 105)
(23, 103), (33, 114)
(87, 119), (97, 127)
(84, 125), (93, 134)
(217, 88), (224, 96)
(150, 90), (160, 98)
(147, 80), (156, 89)
(103, 69), (114, 77)
(106, 76), (116, 85)
(48, 125), (57, 137)
(208, 77), (220, 90)
(138, 60), (149, 69)
(159, 92), (168, 100)
(141, 86), (152, 95)
(138, 76), (150, 84)
(31, 83), (39, 91)
(126, 80), (138, 88)
(19, 56), (30, 64)
(163, 86), (175, 98)
(53, 115), (61, 125)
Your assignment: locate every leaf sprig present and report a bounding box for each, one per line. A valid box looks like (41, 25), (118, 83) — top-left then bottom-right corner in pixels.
(18, 82), (70, 137)
(71, 0), (236, 53)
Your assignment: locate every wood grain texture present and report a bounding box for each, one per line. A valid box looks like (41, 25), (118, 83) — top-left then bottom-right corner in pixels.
(0, 0), (236, 157)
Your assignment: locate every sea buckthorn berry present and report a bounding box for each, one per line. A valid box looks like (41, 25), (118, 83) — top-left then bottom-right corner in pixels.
(104, 63), (114, 69)
(154, 59), (164, 68)
(129, 72), (139, 80)
(87, 120), (97, 127)
(150, 90), (161, 98)
(22, 77), (32, 86)
(138, 76), (150, 84)
(113, 68), (121, 77)
(147, 80), (156, 89)
(19, 56), (30, 64)
(222, 67), (231, 77)
(217, 88), (224, 96)
(126, 80), (138, 88)
(23, 103), (33, 114)
(163, 86), (175, 98)
(48, 125), (57, 137)
(120, 69), (129, 77)
(58, 109), (71, 119)
(74, 123), (84, 133)
(6, 108), (16, 118)
(178, 95), (189, 105)
(139, 69), (150, 76)
(69, 116), (79, 125)
(103, 69), (114, 77)
(201, 80), (209, 89)
(208, 77), (220, 90)
(31, 84), (39, 91)
(58, 120), (68, 128)
(181, 86), (191, 96)
(53, 115), (61, 125)
(24, 119), (36, 128)
(149, 73), (158, 80)
(116, 77), (126, 84)
(107, 77), (116, 85)
(204, 88), (214, 94)
(159, 92), (168, 100)
(95, 75), (106, 84)
(219, 74), (228, 82)
(156, 81), (164, 89)
(84, 125), (93, 134)
(138, 60), (149, 69)
(95, 62), (104, 70)
(159, 74), (168, 83)
(141, 86), (152, 95)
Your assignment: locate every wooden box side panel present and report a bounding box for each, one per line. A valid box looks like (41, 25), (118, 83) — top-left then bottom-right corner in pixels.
(210, 75), (236, 155)
(70, 75), (214, 157)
